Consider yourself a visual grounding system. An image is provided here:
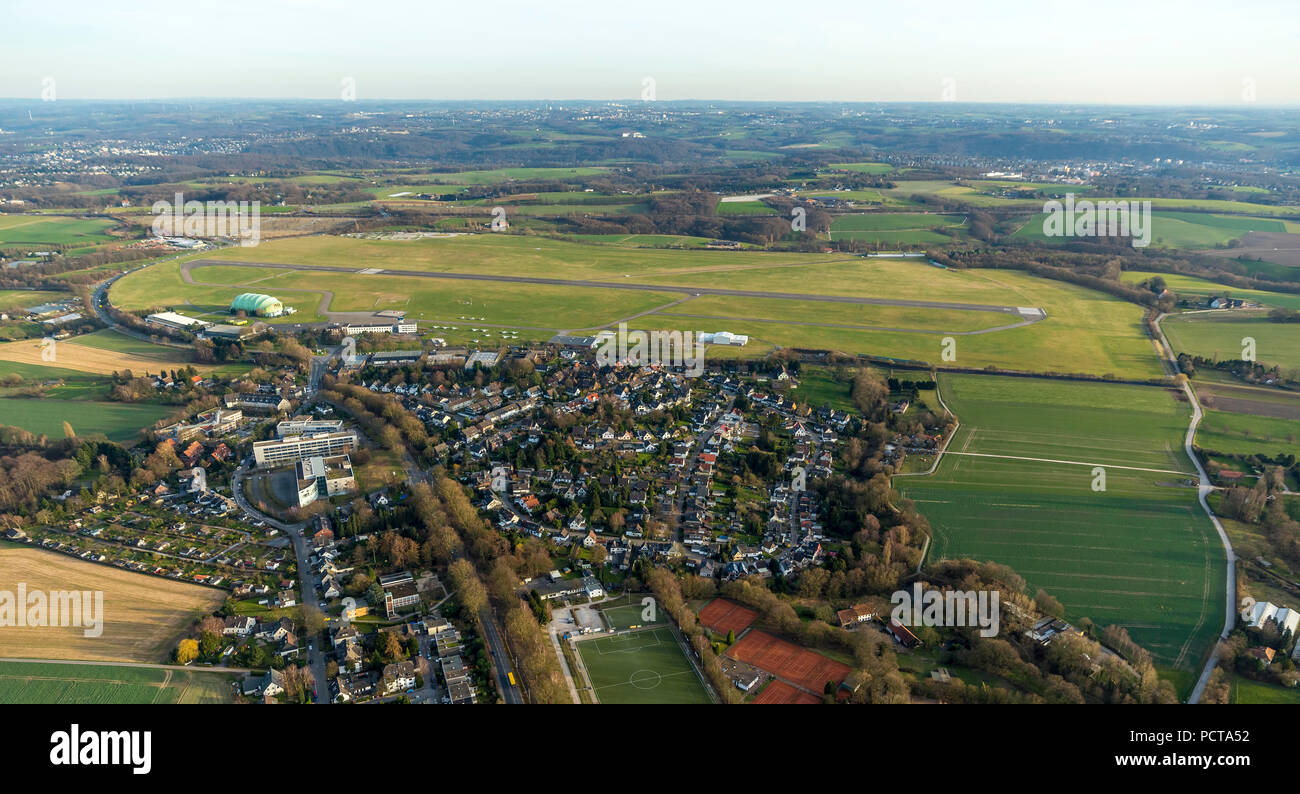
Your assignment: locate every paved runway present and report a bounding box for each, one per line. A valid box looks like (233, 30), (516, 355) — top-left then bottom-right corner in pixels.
(181, 259), (1047, 326)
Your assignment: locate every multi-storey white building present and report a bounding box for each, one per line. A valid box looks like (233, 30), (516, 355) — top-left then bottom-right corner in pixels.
(253, 430), (358, 467)
(276, 416), (345, 437)
(343, 322), (417, 335)
(294, 454), (355, 507)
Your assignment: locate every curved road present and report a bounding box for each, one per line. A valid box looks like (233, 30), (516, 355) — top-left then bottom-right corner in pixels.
(1153, 313), (1236, 704)
(89, 246), (241, 348)
(230, 466), (329, 703)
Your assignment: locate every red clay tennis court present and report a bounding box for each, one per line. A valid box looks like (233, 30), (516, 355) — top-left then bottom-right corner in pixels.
(698, 598), (758, 635)
(726, 630), (850, 694)
(753, 679), (821, 704)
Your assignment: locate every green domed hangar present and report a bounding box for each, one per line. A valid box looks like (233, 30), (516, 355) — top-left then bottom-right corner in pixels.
(231, 293), (284, 317)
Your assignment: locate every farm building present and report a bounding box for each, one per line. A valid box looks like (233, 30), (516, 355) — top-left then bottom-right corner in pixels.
(230, 293), (284, 317)
(887, 619), (920, 648)
(1245, 601), (1300, 638)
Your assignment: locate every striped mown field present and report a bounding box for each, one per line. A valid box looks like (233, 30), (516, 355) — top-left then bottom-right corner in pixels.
(899, 374), (1225, 671)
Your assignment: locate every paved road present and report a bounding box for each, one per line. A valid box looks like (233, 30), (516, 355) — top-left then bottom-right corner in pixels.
(285, 518), (330, 703)
(91, 271), (191, 349)
(230, 467), (307, 534)
(90, 247), (235, 347)
(892, 377), (959, 480)
(182, 259), (1047, 319)
(671, 395), (736, 542)
(387, 429), (515, 704)
(1154, 313), (1236, 703)
(230, 466), (328, 702)
(478, 607), (523, 704)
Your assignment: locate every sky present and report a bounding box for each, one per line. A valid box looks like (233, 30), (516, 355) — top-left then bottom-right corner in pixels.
(2, 0), (1298, 104)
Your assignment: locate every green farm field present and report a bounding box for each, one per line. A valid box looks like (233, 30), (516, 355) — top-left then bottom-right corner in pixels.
(897, 374), (1224, 670)
(1122, 271), (1300, 312)
(0, 661), (235, 704)
(70, 328), (187, 357)
(831, 212), (966, 231)
(0, 289), (68, 311)
(880, 180), (1299, 215)
(0, 215), (120, 247)
(1162, 311), (1300, 372)
(575, 627), (712, 704)
(829, 212), (966, 244)
(0, 397), (172, 443)
(1196, 409), (1300, 457)
(1231, 675), (1300, 704)
(788, 365), (860, 412)
(1014, 211), (1288, 249)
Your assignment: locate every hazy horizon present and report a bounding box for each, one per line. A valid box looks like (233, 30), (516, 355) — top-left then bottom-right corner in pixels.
(3, 0), (1297, 105)
(2, 97), (1299, 108)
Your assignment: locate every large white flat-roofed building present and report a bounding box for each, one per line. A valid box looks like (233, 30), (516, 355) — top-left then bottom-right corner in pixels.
(146, 311), (211, 331)
(276, 416), (345, 437)
(253, 430), (358, 467)
(294, 454), (355, 507)
(344, 321), (417, 335)
(699, 331), (748, 346)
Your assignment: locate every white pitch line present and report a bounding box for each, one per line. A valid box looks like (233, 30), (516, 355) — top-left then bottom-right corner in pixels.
(933, 450), (1193, 476)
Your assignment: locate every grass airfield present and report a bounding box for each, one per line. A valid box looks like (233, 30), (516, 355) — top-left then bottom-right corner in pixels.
(108, 233), (1162, 378)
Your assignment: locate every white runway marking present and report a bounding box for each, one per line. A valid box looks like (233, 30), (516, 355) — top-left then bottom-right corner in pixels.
(932, 450), (1193, 476)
